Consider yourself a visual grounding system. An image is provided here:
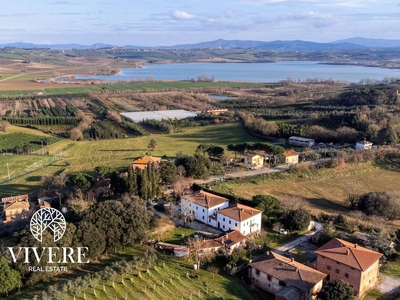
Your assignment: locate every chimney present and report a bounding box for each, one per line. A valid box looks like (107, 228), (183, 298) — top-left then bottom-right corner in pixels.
(354, 243), (358, 248)
(225, 233), (229, 239)
(291, 257), (295, 262)
(347, 249), (350, 255)
(266, 251), (270, 255)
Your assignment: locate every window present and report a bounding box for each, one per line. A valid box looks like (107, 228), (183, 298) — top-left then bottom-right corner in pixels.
(351, 267), (355, 270)
(279, 281), (286, 287)
(335, 269), (340, 274)
(202, 216), (204, 220)
(336, 262), (341, 265)
(322, 256), (326, 259)
(196, 206), (198, 210)
(345, 273), (349, 278)
(229, 220), (231, 224)
(256, 269), (260, 276)
(202, 209), (204, 212)
(267, 274), (272, 281)
(209, 218), (211, 223)
(223, 217), (225, 221)
(327, 265), (331, 270)
(235, 222), (237, 227)
(223, 225), (225, 229)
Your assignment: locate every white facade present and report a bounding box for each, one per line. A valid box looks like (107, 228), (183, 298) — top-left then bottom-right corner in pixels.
(355, 140), (373, 150)
(289, 136), (315, 147)
(180, 196), (229, 226)
(217, 207), (262, 235)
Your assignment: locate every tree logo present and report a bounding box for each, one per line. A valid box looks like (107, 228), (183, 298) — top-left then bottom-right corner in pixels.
(30, 208), (66, 242)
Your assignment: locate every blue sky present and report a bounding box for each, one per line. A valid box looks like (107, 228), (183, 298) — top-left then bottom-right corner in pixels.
(1, 0), (399, 46)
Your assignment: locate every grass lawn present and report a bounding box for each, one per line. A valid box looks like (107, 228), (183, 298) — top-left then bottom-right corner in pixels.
(161, 227), (197, 245)
(211, 161), (400, 217)
(0, 122), (262, 195)
(381, 261), (400, 277)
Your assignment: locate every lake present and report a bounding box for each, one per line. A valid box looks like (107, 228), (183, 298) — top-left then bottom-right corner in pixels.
(75, 61), (400, 83)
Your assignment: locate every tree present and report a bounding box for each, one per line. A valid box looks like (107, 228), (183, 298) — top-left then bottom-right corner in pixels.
(66, 173), (94, 190)
(0, 257), (22, 296)
(252, 195), (280, 223)
(159, 161), (177, 184)
(0, 120), (9, 132)
(281, 209), (311, 231)
(206, 146), (224, 158)
(147, 139), (157, 153)
(317, 280), (354, 300)
(207, 266), (219, 279)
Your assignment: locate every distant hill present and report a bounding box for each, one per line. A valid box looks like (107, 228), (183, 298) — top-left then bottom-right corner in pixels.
(333, 37), (400, 48)
(157, 39), (365, 51)
(2, 38), (400, 51)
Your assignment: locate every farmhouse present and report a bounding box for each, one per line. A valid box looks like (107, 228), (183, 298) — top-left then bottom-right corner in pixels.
(132, 156), (162, 170)
(281, 149), (299, 164)
(355, 140), (373, 150)
(249, 251), (326, 300)
(216, 204), (262, 235)
(199, 230), (247, 255)
(3, 199), (29, 221)
(315, 238), (382, 297)
(180, 190), (230, 227)
(244, 152), (264, 169)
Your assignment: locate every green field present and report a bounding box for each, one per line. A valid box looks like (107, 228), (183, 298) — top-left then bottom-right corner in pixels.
(0, 81), (266, 97)
(0, 123), (262, 195)
(210, 161), (400, 218)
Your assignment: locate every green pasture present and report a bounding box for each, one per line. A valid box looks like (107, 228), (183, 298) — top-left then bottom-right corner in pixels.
(0, 123), (262, 194)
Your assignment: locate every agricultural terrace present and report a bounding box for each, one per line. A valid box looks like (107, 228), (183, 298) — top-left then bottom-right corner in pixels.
(0, 123), (263, 197)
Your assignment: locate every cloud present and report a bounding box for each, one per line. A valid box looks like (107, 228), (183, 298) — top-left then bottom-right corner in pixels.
(224, 10), (238, 19)
(170, 10), (196, 20)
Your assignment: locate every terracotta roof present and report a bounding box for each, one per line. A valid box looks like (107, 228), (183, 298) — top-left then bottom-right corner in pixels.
(215, 230), (246, 246)
(283, 149), (298, 157)
(37, 189), (57, 200)
(4, 201), (30, 211)
(218, 204), (261, 222)
(250, 251), (326, 292)
(132, 156), (162, 169)
(315, 238), (383, 271)
(245, 151), (263, 158)
(200, 230), (246, 249)
(182, 190), (229, 209)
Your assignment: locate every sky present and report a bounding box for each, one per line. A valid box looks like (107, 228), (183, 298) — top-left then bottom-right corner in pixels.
(0, 0), (399, 46)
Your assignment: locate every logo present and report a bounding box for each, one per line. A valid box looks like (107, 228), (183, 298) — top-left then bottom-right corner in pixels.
(30, 208), (67, 242)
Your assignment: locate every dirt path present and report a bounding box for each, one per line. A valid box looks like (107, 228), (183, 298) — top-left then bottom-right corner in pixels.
(377, 274), (400, 295)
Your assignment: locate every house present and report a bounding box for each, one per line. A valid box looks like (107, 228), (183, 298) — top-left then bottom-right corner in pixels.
(314, 238), (382, 297)
(203, 107), (228, 115)
(216, 204), (262, 235)
(249, 251), (327, 300)
(180, 190), (230, 227)
(289, 136), (315, 147)
(3, 199), (30, 221)
(281, 149), (299, 164)
(132, 156), (162, 170)
(244, 152), (264, 169)
(355, 140), (373, 150)
(199, 230), (247, 255)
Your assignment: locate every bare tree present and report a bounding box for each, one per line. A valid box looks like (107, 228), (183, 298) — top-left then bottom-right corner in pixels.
(207, 266), (219, 279)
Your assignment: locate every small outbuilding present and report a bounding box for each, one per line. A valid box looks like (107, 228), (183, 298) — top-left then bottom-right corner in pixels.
(355, 140), (373, 150)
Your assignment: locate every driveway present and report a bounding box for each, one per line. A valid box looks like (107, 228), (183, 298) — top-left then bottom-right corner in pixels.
(377, 274), (400, 295)
(274, 222), (323, 255)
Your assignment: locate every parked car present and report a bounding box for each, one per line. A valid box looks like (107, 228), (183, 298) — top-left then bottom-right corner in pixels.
(279, 229), (288, 235)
